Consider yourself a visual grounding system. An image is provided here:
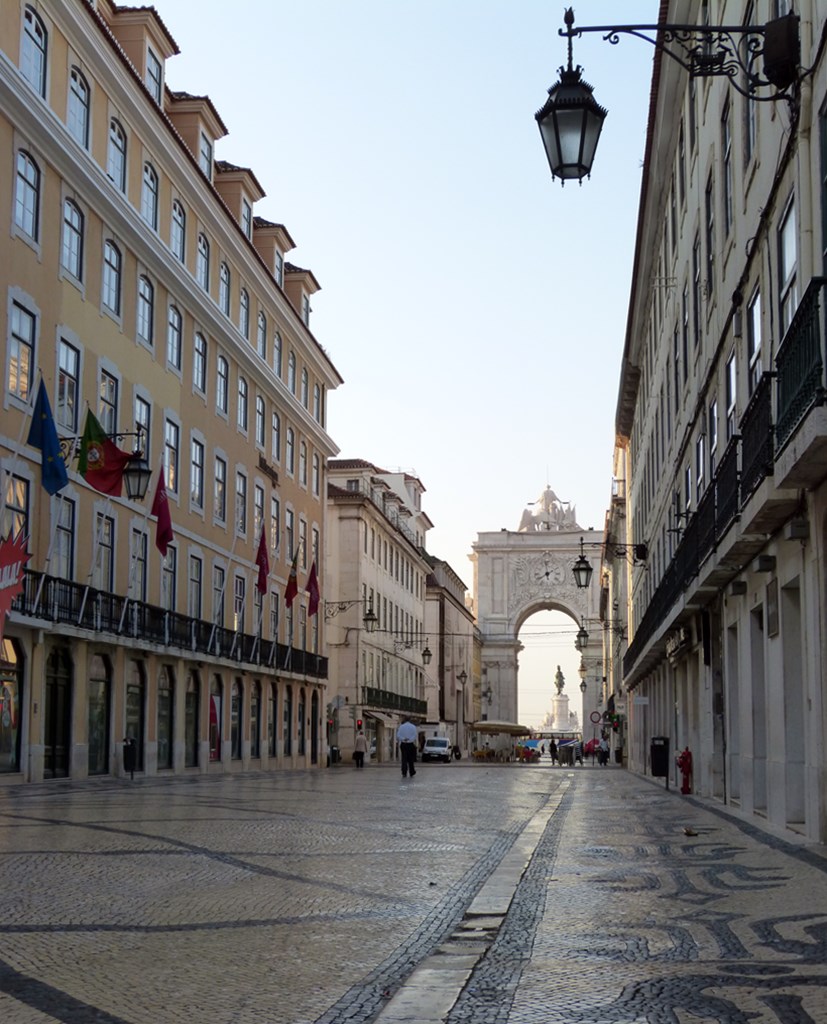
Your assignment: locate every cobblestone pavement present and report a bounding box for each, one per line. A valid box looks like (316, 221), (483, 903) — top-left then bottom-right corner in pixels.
(2, 764), (827, 1024)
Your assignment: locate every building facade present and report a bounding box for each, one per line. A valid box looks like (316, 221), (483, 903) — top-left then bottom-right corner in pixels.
(614, 1), (827, 841)
(1, 1), (342, 781)
(325, 460), (431, 761)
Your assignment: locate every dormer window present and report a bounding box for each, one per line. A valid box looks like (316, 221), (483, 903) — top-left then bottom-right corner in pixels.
(275, 252), (284, 287)
(146, 47), (162, 103)
(242, 199), (252, 240)
(199, 132), (212, 177)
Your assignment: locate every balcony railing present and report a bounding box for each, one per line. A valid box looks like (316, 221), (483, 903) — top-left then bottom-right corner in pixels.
(740, 372), (774, 499)
(363, 686), (427, 717)
(776, 276), (827, 451)
(14, 570), (327, 679)
(715, 437), (740, 536)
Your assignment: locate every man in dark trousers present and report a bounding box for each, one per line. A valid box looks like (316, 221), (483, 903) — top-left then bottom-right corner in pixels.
(396, 717), (417, 778)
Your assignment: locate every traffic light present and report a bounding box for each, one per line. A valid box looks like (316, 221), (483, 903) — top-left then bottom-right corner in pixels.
(356, 719), (363, 729)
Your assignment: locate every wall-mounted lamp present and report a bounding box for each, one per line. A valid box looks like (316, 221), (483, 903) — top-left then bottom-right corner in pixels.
(572, 536), (594, 590)
(575, 617), (589, 652)
(323, 597), (378, 633)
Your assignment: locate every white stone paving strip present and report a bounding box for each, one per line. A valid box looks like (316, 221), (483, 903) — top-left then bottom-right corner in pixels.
(373, 784), (569, 1023)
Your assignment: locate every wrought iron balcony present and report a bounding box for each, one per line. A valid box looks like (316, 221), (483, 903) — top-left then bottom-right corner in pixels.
(776, 276), (827, 452)
(740, 372), (774, 499)
(12, 570), (327, 678)
(363, 686), (427, 717)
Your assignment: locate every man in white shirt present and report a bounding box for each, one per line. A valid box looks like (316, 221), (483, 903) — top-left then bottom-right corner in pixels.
(396, 717), (418, 778)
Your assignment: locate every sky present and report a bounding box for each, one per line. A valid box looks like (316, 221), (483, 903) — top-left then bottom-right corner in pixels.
(160, 0), (658, 728)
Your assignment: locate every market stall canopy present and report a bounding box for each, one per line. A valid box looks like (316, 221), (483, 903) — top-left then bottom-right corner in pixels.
(471, 720), (532, 737)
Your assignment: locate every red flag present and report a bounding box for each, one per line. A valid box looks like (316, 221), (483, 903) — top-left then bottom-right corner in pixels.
(77, 410), (131, 496)
(306, 560), (320, 617)
(284, 549), (299, 607)
(151, 470), (174, 556)
(255, 528), (270, 595)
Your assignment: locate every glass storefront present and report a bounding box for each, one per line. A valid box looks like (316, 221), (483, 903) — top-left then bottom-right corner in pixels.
(230, 679), (242, 759)
(126, 660), (145, 772)
(157, 666), (173, 770)
(0, 639), (22, 773)
(87, 655), (110, 775)
(209, 676), (222, 761)
(250, 681), (260, 759)
(185, 672), (199, 768)
(45, 647), (72, 778)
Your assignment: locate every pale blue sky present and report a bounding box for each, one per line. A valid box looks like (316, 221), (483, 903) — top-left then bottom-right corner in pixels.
(161, 1), (658, 726)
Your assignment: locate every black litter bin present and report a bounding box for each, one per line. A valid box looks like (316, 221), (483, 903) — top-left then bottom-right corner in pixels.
(650, 737), (670, 777)
(330, 746), (340, 764)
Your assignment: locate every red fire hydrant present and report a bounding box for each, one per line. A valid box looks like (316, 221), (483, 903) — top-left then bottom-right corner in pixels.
(677, 747), (693, 794)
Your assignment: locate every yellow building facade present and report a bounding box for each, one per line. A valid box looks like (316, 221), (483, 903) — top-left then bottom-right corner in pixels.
(0, 1), (342, 781)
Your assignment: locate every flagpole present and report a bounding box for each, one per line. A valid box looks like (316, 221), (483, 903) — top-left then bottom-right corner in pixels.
(32, 492), (64, 616)
(118, 455), (163, 635)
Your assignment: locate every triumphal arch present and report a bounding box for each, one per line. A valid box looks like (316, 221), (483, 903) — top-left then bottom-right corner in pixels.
(471, 487), (601, 727)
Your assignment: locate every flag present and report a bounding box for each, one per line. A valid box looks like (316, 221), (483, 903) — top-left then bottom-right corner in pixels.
(306, 560), (320, 617)
(284, 549), (299, 607)
(27, 379), (68, 495)
(77, 410), (131, 496)
(151, 470), (174, 556)
(255, 528), (270, 595)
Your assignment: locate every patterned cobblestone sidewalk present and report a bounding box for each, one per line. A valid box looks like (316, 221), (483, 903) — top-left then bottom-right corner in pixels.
(3, 766), (827, 1023)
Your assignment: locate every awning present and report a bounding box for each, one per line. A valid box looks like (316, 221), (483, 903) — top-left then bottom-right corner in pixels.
(471, 720), (532, 737)
(364, 711), (396, 727)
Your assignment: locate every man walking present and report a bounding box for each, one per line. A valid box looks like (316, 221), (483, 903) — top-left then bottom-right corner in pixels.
(396, 717), (418, 778)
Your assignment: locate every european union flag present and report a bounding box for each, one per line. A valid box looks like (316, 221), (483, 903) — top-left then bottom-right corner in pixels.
(27, 379), (69, 496)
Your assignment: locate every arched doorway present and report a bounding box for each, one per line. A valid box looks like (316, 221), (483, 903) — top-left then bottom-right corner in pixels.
(185, 671), (199, 768)
(157, 666), (174, 770)
(45, 647), (72, 779)
(310, 690), (319, 764)
(87, 654), (111, 775)
(209, 675), (223, 761)
(126, 660), (146, 772)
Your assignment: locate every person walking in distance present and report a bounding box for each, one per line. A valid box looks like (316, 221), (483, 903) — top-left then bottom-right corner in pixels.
(396, 717), (418, 778)
(353, 728), (368, 769)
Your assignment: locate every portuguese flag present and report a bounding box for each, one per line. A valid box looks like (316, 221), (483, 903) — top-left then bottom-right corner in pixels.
(77, 410), (131, 496)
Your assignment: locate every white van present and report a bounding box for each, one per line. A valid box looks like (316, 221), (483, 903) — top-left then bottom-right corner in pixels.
(421, 737), (452, 763)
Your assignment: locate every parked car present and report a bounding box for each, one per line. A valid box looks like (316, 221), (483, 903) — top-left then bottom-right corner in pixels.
(421, 737), (452, 763)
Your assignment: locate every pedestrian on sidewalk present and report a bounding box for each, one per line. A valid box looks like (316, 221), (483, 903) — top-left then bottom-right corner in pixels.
(353, 729), (368, 769)
(397, 717), (418, 778)
(549, 739), (558, 765)
(599, 735), (610, 766)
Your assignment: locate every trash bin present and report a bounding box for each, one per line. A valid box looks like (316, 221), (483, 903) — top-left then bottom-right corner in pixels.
(330, 746), (340, 764)
(614, 747), (623, 764)
(650, 737), (669, 777)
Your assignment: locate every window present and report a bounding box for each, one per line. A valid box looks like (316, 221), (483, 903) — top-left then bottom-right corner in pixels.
(270, 495), (280, 557)
(102, 241), (121, 315)
(196, 233), (210, 291)
(95, 513), (114, 592)
(274, 332), (282, 377)
(695, 435), (705, 500)
(721, 101), (733, 238)
(191, 437), (204, 509)
(55, 498), (75, 579)
(140, 163), (159, 229)
(312, 453), (320, 496)
(188, 555), (202, 619)
(233, 578), (245, 634)
(213, 566), (225, 626)
(299, 441), (307, 486)
(285, 508), (294, 557)
(257, 312), (267, 359)
(193, 333), (207, 393)
(747, 288), (762, 395)
(107, 119), (127, 192)
(57, 338), (79, 431)
(725, 351), (737, 440)
(242, 198), (252, 239)
(299, 519), (307, 568)
(684, 465), (692, 515)
(286, 427), (295, 474)
(199, 132), (212, 177)
(137, 275), (154, 346)
(301, 368), (309, 408)
(167, 305), (182, 370)
(130, 529), (147, 602)
(67, 68), (90, 148)
(22, 6), (47, 97)
(709, 398), (718, 475)
(237, 376), (248, 432)
(162, 547), (177, 611)
(2, 475), (29, 540)
(146, 47), (162, 103)
(313, 383), (321, 422)
(239, 289), (250, 339)
(779, 198), (798, 334)
(171, 200), (186, 262)
(219, 262), (230, 315)
(287, 351), (296, 393)
(692, 235), (701, 348)
(98, 370), (118, 434)
(216, 355), (229, 414)
(254, 484), (265, 537)
(235, 471), (247, 534)
(135, 395), (150, 462)
(255, 395), (265, 447)
(275, 251), (284, 288)
(272, 411), (281, 461)
(214, 455), (226, 522)
(165, 419), (179, 494)
(705, 174), (715, 297)
(678, 121), (686, 203)
(61, 199), (83, 280)
(15, 151), (40, 241)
